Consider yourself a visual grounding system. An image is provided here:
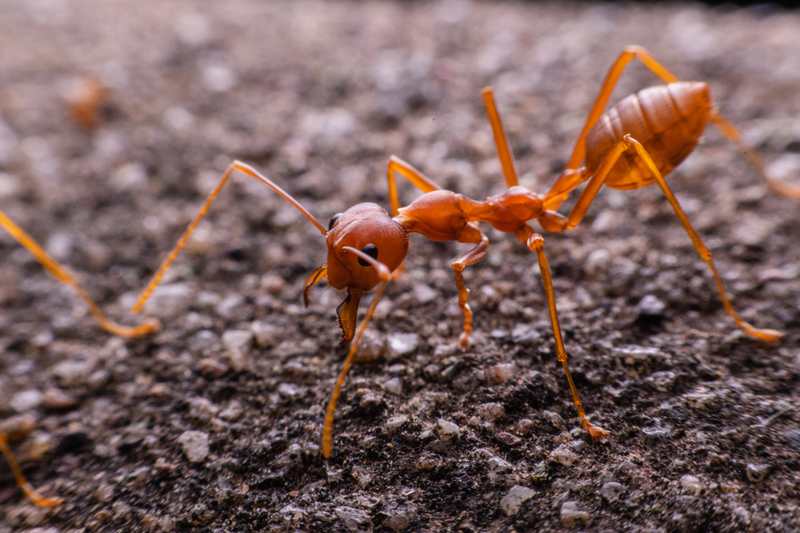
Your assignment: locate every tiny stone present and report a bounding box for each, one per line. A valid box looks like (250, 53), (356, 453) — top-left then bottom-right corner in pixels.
(0, 413), (36, 440)
(477, 403), (505, 421)
(334, 506), (373, 533)
(87, 369), (111, 391)
(385, 415), (409, 430)
(569, 440), (587, 453)
(560, 501), (590, 526)
(26, 431), (55, 461)
(487, 456), (512, 478)
(637, 294), (666, 318)
(42, 388), (78, 409)
(549, 444), (579, 466)
(412, 284), (437, 304)
(436, 419), (461, 439)
(746, 463), (771, 483)
(496, 432), (522, 447)
(388, 332), (420, 357)
(680, 474), (704, 496)
(251, 321), (280, 347)
(93, 482), (115, 503)
(384, 509), (414, 532)
(600, 481), (624, 503)
(498, 298), (522, 317)
(542, 410), (565, 429)
(10, 389), (43, 413)
(782, 428), (800, 451)
(382, 377), (403, 395)
(278, 383), (304, 400)
(141, 283), (192, 318)
(500, 485), (536, 516)
(215, 294), (245, 319)
(221, 329), (253, 351)
(423, 364), (441, 381)
(51, 359), (94, 387)
(196, 358), (229, 378)
(485, 362), (516, 383)
(177, 430), (210, 462)
(219, 400), (244, 422)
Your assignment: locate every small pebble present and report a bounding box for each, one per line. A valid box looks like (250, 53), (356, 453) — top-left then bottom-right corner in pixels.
(600, 481), (624, 503)
(388, 332), (420, 357)
(680, 474), (704, 496)
(382, 377), (403, 395)
(26, 431), (55, 461)
(277, 383), (304, 400)
(177, 430), (210, 462)
(412, 284), (437, 304)
(51, 359), (94, 387)
(637, 294), (666, 318)
(251, 321), (280, 347)
(477, 402), (505, 421)
(42, 388), (78, 409)
(560, 501), (590, 526)
(221, 329), (253, 351)
(496, 432), (521, 447)
(196, 358), (229, 378)
(436, 419), (461, 439)
(549, 444), (579, 467)
(487, 456), (512, 478)
(385, 415), (409, 430)
(141, 283), (192, 318)
(334, 506), (372, 533)
(746, 463), (771, 483)
(500, 485), (536, 516)
(10, 389), (43, 413)
(215, 294), (245, 319)
(218, 401), (244, 422)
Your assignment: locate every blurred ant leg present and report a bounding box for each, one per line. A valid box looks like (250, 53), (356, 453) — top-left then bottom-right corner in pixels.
(452, 223), (489, 348)
(0, 427), (63, 507)
(515, 225), (608, 439)
(709, 114), (800, 200)
(566, 45), (680, 171)
(481, 87), (519, 187)
(133, 161), (328, 314)
(550, 135), (782, 342)
(623, 138), (783, 342)
(322, 247), (392, 459)
(0, 210), (159, 337)
(386, 156), (442, 217)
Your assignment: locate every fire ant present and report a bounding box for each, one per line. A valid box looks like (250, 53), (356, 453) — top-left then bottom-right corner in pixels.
(1, 46), (798, 504)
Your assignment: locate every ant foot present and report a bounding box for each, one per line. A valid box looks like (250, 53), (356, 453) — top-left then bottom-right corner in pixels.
(743, 323), (783, 345)
(458, 331), (471, 349)
(585, 422), (609, 441)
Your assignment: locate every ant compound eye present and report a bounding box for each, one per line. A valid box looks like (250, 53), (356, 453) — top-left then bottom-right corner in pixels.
(357, 244), (378, 267)
(328, 213), (342, 231)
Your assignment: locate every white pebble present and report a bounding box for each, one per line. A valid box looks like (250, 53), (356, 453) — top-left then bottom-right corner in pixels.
(177, 430), (209, 462)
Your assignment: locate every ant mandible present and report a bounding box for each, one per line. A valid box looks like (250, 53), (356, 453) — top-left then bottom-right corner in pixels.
(2, 46), (799, 503)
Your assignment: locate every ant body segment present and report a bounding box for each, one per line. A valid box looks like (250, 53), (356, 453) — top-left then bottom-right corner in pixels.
(1, 46), (798, 503)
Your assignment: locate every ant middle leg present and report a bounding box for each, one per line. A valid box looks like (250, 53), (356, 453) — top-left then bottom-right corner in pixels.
(515, 224), (608, 439)
(451, 223), (489, 348)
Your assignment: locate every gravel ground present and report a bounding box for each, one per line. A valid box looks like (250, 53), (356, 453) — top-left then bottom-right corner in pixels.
(1, 1), (799, 532)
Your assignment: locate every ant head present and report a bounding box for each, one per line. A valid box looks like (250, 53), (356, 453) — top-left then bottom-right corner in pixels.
(326, 203), (408, 291)
(325, 203), (409, 345)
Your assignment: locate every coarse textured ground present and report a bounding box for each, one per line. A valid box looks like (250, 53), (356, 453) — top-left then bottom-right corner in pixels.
(1, 1), (799, 532)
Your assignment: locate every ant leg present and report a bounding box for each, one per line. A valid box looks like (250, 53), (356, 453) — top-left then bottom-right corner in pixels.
(132, 161), (328, 314)
(514, 225), (608, 439)
(566, 46), (680, 171)
(322, 247), (392, 459)
(386, 156), (442, 216)
(547, 135), (782, 343)
(452, 224), (490, 348)
(623, 138), (783, 342)
(709, 114), (800, 200)
(0, 210), (159, 338)
(0, 427), (63, 507)
(481, 87), (519, 187)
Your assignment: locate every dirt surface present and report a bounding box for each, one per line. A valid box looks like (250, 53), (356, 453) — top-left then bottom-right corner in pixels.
(1, 1), (799, 531)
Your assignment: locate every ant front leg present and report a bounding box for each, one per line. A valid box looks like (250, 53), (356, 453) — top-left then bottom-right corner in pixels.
(514, 225), (608, 439)
(0, 426), (63, 507)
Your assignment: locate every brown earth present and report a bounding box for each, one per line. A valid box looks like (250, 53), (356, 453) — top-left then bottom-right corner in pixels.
(1, 1), (799, 532)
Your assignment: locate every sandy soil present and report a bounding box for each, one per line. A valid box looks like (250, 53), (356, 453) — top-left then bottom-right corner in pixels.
(1, 1), (799, 531)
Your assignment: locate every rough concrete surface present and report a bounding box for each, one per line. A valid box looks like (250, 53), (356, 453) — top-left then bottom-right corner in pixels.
(1, 1), (799, 531)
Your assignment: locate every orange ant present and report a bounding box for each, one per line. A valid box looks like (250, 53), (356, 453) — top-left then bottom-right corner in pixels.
(1, 46), (798, 504)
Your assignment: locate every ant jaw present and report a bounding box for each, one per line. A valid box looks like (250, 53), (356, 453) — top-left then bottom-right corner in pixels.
(336, 288), (365, 345)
